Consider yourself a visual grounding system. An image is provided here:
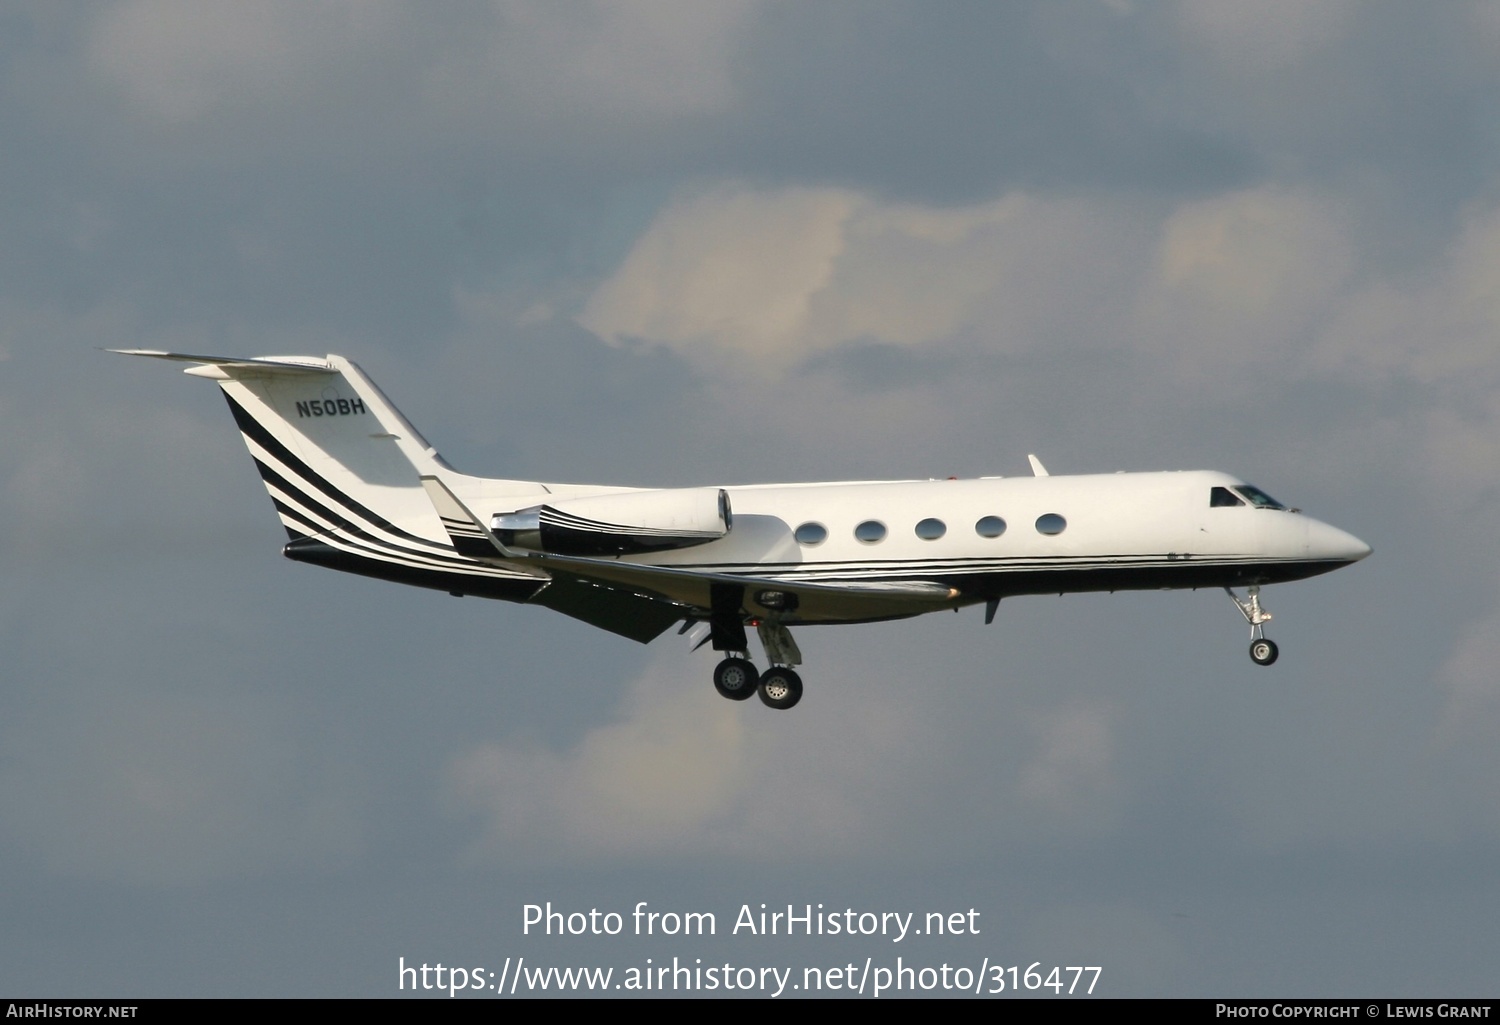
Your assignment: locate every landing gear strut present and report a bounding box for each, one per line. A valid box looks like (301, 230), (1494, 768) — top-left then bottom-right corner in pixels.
(753, 620), (804, 708)
(1226, 586), (1278, 666)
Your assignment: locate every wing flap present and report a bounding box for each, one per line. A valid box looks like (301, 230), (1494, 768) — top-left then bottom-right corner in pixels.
(522, 550), (960, 622)
(527, 572), (686, 643)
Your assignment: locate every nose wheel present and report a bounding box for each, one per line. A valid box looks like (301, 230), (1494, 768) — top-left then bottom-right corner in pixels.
(1249, 637), (1279, 666)
(1226, 586), (1278, 667)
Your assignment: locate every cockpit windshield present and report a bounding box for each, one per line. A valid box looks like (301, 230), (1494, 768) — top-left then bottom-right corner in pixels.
(1210, 484), (1288, 509)
(1235, 484), (1286, 510)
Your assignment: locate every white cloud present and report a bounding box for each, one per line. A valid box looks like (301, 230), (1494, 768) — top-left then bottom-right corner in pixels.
(447, 651), (923, 862)
(555, 176), (1500, 500)
(449, 667), (748, 859)
(1314, 204), (1500, 386)
(1134, 186), (1354, 374)
(579, 184), (1148, 374)
(580, 182), (1369, 388)
(1304, 202), (1500, 496)
(447, 635), (1131, 865)
(579, 186), (858, 371)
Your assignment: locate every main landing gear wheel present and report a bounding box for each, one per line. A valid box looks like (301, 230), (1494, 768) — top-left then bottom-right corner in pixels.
(758, 667), (803, 710)
(713, 657), (759, 701)
(1249, 638), (1279, 666)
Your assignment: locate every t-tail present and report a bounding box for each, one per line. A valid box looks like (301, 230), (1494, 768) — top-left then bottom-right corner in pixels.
(111, 350), (549, 602)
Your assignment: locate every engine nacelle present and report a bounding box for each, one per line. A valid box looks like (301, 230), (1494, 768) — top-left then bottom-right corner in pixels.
(492, 487), (732, 556)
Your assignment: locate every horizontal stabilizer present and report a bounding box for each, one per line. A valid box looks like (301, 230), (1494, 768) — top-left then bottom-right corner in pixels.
(108, 349), (336, 374)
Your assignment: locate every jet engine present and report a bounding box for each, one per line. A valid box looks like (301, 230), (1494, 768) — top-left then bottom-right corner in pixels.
(491, 487), (732, 556)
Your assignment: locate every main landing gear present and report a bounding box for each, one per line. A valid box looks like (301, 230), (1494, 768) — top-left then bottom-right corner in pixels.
(712, 657), (758, 701)
(1225, 586), (1278, 666)
(710, 620), (806, 710)
(756, 666), (803, 710)
(713, 657), (805, 709)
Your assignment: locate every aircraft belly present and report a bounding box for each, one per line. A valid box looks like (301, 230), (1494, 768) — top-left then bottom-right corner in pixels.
(722, 553), (1353, 623)
(283, 537), (546, 602)
(973, 557), (1356, 597)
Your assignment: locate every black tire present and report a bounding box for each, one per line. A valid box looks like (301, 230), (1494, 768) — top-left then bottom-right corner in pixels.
(757, 667), (803, 710)
(713, 658), (759, 700)
(1249, 638), (1279, 666)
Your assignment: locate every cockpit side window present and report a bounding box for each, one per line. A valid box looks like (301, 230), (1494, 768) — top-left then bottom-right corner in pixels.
(1210, 486), (1244, 508)
(1235, 484), (1286, 510)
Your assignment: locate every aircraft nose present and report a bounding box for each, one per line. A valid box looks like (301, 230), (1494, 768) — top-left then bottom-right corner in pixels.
(1307, 520), (1372, 563)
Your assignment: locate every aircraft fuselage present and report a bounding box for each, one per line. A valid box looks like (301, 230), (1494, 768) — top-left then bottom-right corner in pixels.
(465, 469), (1370, 625)
(119, 348), (1372, 709)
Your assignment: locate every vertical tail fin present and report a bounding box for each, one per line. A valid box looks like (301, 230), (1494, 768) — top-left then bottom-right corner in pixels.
(113, 350), (547, 597)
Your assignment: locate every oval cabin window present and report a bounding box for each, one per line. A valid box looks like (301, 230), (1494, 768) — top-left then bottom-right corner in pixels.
(1035, 513), (1067, 535)
(915, 518), (947, 540)
(975, 515), (1007, 538)
(794, 522), (828, 546)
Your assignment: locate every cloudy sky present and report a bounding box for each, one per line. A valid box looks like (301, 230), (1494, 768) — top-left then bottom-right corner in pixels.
(3, 1), (1498, 998)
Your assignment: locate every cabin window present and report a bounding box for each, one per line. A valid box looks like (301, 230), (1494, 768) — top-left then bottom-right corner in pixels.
(854, 520), (887, 544)
(975, 515), (1007, 538)
(1210, 486), (1244, 508)
(793, 522), (828, 546)
(1035, 513), (1067, 535)
(915, 517), (946, 540)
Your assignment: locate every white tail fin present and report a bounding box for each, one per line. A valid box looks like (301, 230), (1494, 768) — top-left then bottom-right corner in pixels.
(113, 349), (547, 598)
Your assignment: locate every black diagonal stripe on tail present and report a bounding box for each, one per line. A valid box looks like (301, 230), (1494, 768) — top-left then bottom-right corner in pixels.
(271, 497), (321, 540)
(253, 457), (497, 573)
(234, 413), (507, 577)
(222, 391), (447, 552)
(271, 487), (527, 581)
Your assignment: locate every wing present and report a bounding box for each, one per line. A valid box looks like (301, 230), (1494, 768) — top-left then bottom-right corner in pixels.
(420, 476), (961, 628)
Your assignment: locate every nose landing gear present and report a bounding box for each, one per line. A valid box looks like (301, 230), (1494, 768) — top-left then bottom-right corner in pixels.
(1226, 586), (1278, 666)
(1249, 637), (1279, 666)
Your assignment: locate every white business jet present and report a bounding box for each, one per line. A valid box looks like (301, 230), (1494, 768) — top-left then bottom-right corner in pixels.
(117, 350), (1370, 710)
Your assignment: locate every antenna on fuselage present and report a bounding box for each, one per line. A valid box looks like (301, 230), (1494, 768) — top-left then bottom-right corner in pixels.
(1027, 454), (1049, 477)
